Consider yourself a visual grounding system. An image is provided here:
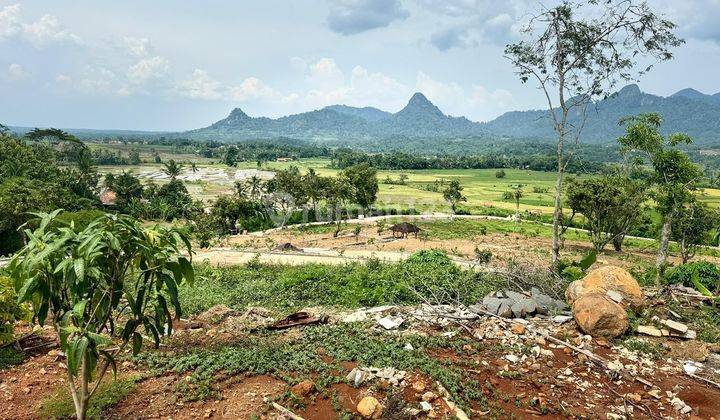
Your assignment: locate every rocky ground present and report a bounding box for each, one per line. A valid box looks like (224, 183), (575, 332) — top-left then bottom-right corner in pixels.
(2, 266), (720, 419)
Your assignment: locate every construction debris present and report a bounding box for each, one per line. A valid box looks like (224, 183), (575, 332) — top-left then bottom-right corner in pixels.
(267, 311), (327, 330)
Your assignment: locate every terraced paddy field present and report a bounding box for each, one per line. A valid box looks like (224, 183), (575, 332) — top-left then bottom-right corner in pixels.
(99, 158), (720, 216)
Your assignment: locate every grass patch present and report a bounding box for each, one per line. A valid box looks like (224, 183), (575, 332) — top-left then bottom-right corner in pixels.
(0, 347), (25, 370)
(37, 375), (140, 419)
(181, 250), (503, 316)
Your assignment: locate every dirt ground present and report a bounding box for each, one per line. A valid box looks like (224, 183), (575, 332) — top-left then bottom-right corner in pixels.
(217, 222), (706, 272)
(3, 309), (720, 419)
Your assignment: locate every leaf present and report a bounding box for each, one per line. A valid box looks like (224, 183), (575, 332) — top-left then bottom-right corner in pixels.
(178, 257), (194, 286)
(162, 274), (182, 319)
(16, 276), (38, 303)
(74, 258), (85, 282)
(73, 300), (88, 323)
(578, 250), (597, 271)
(87, 332), (112, 346)
(691, 272), (716, 299)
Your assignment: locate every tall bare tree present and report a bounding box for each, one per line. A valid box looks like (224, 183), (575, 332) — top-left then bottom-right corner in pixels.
(505, 0), (682, 267)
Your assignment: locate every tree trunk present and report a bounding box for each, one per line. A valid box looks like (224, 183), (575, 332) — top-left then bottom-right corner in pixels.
(612, 236), (623, 252)
(551, 159), (565, 268)
(656, 216), (672, 285)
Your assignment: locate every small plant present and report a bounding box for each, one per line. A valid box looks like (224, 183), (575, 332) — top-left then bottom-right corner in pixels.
(532, 186), (549, 193)
(353, 224), (362, 239)
(495, 169), (506, 179)
(0, 275), (28, 345)
(474, 247), (492, 265)
(9, 211), (194, 420)
(557, 251), (597, 281)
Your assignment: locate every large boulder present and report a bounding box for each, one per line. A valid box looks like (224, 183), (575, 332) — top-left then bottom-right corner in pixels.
(572, 293), (629, 338)
(357, 396), (382, 419)
(566, 265), (643, 310)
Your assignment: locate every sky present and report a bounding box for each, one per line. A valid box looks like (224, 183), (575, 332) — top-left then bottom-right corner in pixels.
(2, 0), (720, 131)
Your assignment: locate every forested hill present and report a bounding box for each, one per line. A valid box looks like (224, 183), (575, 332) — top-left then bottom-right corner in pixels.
(20, 85), (718, 145)
(481, 85), (720, 144)
(181, 92), (487, 141)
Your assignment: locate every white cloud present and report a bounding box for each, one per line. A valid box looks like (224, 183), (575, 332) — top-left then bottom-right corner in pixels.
(229, 77), (281, 102)
(121, 36), (152, 57)
(0, 4), (21, 40)
(126, 56), (169, 85)
(78, 67), (116, 94)
(310, 57), (343, 79)
(176, 69), (223, 100)
(0, 4), (81, 47)
(415, 71), (515, 120)
(289, 56), (308, 72)
(21, 14), (80, 47)
(7, 63), (27, 80)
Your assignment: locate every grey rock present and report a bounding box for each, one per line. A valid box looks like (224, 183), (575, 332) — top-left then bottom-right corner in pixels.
(498, 302), (513, 318)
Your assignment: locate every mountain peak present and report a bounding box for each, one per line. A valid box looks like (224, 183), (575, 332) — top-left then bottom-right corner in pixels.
(228, 108), (250, 119)
(397, 92), (444, 118)
(617, 84), (641, 96)
(671, 88), (707, 100)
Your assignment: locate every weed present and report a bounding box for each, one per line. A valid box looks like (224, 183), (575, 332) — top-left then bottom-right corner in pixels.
(37, 376), (139, 419)
(134, 324), (487, 411)
(0, 347), (24, 370)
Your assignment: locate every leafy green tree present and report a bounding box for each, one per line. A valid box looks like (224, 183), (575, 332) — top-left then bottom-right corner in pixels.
(442, 180), (466, 214)
(512, 185), (524, 217)
(224, 146), (239, 167)
(162, 159), (183, 180)
(145, 180), (195, 221)
(25, 128), (83, 147)
(505, 0), (682, 268)
(671, 199), (720, 263)
(9, 211), (194, 420)
(325, 176), (356, 237)
(341, 163), (379, 215)
(128, 150), (141, 165)
(265, 167), (307, 227)
(566, 175), (647, 252)
(495, 169), (506, 179)
(618, 113), (702, 282)
(105, 172), (144, 212)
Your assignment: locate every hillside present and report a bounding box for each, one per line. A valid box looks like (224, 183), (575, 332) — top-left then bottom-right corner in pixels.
(482, 84), (720, 143)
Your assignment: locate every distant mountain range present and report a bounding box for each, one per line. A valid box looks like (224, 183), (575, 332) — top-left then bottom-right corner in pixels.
(182, 92), (485, 142)
(182, 85), (720, 144)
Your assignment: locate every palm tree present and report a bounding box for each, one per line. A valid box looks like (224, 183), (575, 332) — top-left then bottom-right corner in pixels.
(247, 175), (264, 200)
(512, 184), (524, 219)
(235, 180), (249, 199)
(162, 159), (183, 180)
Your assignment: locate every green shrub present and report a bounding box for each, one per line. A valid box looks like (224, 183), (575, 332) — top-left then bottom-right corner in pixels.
(0, 276), (28, 345)
(665, 261), (720, 293)
(181, 250), (500, 315)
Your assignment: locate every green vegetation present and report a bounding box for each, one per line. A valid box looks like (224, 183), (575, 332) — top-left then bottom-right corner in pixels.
(665, 261), (720, 293)
(37, 376), (139, 419)
(9, 211), (194, 420)
(0, 275), (28, 345)
(181, 250), (499, 316)
(0, 347), (25, 370)
(135, 323), (486, 410)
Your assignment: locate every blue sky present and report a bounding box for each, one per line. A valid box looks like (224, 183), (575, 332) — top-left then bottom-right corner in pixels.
(2, 0), (720, 131)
